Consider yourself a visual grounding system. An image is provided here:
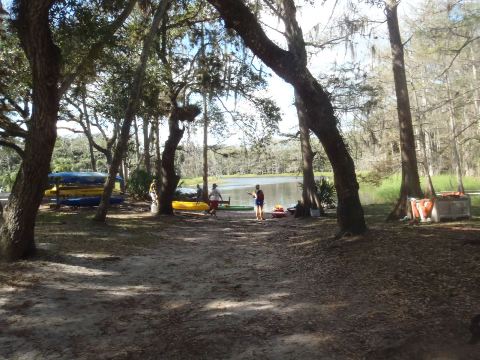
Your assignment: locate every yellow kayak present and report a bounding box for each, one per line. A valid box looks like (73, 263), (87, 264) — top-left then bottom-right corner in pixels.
(44, 186), (121, 197)
(172, 201), (209, 211)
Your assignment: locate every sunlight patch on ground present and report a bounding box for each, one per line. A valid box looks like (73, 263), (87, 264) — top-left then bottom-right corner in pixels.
(287, 239), (317, 247)
(44, 262), (118, 277)
(266, 292), (291, 300)
(44, 231), (92, 237)
(281, 332), (332, 345)
(163, 300), (191, 309)
(205, 299), (275, 314)
(279, 301), (349, 314)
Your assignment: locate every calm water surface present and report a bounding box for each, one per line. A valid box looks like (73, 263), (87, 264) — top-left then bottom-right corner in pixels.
(184, 176), (381, 208)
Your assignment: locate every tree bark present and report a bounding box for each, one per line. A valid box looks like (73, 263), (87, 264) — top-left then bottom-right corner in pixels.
(412, 89), (435, 197)
(158, 105), (200, 215)
(296, 92), (321, 214)
(202, 92), (209, 201)
(445, 72), (465, 193)
(154, 116), (162, 178)
(385, 1), (423, 220)
(94, 0), (170, 222)
(142, 117), (151, 173)
(206, 0), (366, 235)
(133, 116), (141, 167)
(81, 84), (97, 171)
(0, 0), (60, 261)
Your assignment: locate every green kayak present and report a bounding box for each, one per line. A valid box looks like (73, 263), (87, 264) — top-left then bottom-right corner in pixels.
(218, 205), (254, 211)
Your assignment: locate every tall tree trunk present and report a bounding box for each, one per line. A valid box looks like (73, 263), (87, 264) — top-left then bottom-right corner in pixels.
(470, 46), (480, 119)
(143, 117), (151, 174)
(81, 84), (97, 171)
(207, 0), (365, 234)
(158, 105), (200, 215)
(202, 92), (209, 201)
(93, 1), (170, 222)
(154, 116), (162, 178)
(296, 92), (321, 214)
(0, 0), (60, 261)
(445, 72), (465, 193)
(133, 116), (141, 168)
(413, 88), (435, 197)
(385, 1), (423, 220)
(158, 116), (183, 215)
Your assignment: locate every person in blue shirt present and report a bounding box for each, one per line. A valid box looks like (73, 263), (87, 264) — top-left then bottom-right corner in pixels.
(249, 184), (265, 220)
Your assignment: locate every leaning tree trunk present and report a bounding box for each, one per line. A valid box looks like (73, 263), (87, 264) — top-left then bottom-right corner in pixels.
(282, 2), (320, 215)
(385, 1), (423, 220)
(94, 1), (169, 222)
(158, 105), (201, 215)
(206, 0), (366, 235)
(0, 0), (61, 261)
(296, 92), (321, 214)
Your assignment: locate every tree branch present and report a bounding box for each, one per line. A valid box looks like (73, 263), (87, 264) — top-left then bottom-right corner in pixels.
(0, 114), (28, 138)
(0, 138), (25, 157)
(59, 0), (137, 95)
(438, 35), (480, 78)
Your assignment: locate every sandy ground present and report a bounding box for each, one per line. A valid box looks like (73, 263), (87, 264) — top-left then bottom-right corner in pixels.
(0, 206), (479, 359)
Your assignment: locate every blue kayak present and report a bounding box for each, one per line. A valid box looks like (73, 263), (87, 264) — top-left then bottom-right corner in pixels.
(57, 196), (124, 207)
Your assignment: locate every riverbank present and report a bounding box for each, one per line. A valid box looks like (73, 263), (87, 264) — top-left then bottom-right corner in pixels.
(1, 203), (479, 359)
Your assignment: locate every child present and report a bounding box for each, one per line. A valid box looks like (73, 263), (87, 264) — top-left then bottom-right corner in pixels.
(249, 184), (265, 220)
(208, 183), (222, 216)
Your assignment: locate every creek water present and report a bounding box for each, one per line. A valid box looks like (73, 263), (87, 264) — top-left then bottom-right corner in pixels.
(184, 176), (380, 209)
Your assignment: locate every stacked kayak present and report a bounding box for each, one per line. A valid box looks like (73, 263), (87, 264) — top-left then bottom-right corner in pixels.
(58, 196), (124, 207)
(44, 172), (125, 207)
(172, 201), (209, 211)
(45, 186), (109, 197)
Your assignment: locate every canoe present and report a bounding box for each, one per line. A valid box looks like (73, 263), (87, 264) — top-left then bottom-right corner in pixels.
(172, 201), (209, 211)
(218, 205), (254, 211)
(57, 196), (124, 207)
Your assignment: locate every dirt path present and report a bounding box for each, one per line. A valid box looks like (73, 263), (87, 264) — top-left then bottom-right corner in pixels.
(1, 209), (479, 359)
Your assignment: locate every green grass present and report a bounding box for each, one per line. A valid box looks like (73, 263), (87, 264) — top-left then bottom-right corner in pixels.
(362, 174), (480, 204)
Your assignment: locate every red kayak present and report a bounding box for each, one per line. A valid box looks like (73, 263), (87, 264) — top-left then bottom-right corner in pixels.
(272, 205), (287, 218)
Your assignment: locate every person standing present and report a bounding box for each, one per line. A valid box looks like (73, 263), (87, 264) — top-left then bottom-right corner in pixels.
(149, 179), (158, 206)
(250, 184), (265, 220)
(196, 184), (203, 203)
(208, 183), (223, 216)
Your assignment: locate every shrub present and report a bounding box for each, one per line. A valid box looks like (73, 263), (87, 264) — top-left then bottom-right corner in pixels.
(315, 177), (337, 208)
(127, 169), (154, 200)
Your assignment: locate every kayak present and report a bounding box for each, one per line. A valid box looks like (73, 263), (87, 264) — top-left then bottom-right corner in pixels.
(272, 205), (288, 218)
(218, 205), (254, 211)
(45, 186), (110, 197)
(57, 196), (124, 207)
(172, 201), (209, 211)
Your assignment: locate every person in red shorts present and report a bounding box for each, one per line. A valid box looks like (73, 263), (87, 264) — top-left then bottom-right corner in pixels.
(208, 183), (223, 216)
